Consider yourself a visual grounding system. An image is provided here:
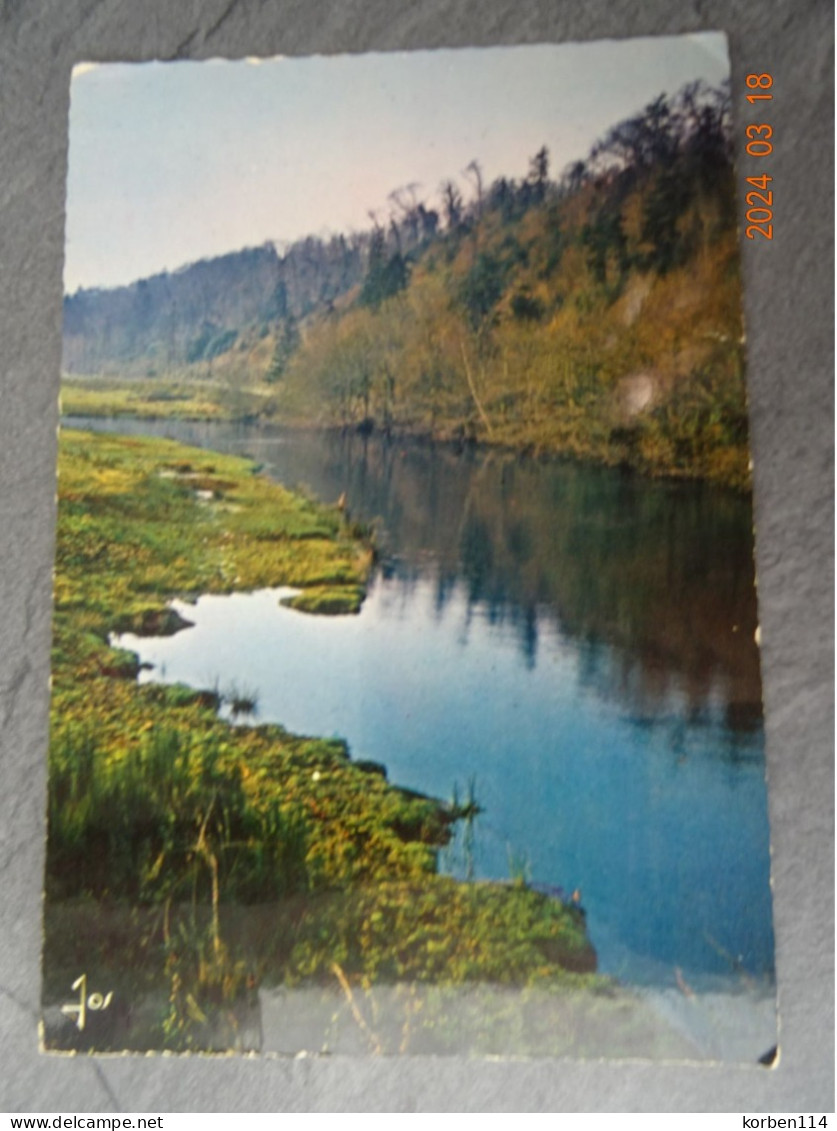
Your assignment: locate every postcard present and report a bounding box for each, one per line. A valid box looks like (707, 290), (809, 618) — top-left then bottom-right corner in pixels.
(43, 32), (777, 1059)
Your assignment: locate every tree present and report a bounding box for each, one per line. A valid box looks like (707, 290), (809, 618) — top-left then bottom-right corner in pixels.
(458, 252), (507, 331)
(463, 160), (484, 220)
(528, 146), (550, 202)
(640, 168), (693, 273)
(563, 160), (587, 194)
(266, 280), (289, 321)
(439, 179), (464, 231)
(267, 318), (300, 383)
(581, 208), (628, 286)
(487, 176), (518, 222)
(359, 226), (408, 309)
(416, 203), (439, 243)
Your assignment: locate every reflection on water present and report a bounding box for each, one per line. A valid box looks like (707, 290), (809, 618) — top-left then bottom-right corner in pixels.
(72, 416), (763, 728)
(73, 416), (774, 990)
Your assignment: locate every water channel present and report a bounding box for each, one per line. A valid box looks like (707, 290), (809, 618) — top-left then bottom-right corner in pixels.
(68, 415), (776, 994)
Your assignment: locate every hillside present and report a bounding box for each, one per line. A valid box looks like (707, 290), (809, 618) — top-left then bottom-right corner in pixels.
(63, 237), (368, 376)
(62, 80), (751, 487)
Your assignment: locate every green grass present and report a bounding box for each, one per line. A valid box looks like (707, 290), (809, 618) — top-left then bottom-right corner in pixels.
(45, 427), (600, 1051)
(281, 583), (366, 615)
(61, 378), (234, 420)
(61, 374), (278, 422)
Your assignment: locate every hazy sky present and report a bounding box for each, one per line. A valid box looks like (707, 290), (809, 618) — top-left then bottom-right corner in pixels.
(64, 33), (729, 293)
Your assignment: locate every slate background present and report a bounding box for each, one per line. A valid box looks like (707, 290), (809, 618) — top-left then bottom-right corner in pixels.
(0, 0), (832, 1112)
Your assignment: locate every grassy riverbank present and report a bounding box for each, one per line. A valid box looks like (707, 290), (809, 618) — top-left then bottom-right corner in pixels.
(46, 428), (598, 1051)
(60, 375), (269, 421)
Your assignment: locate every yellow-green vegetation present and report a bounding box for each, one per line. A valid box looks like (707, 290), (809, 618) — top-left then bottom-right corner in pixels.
(60, 376), (271, 421)
(276, 165), (750, 487)
(46, 428), (596, 1051)
(281, 583), (366, 614)
(278, 879), (596, 985)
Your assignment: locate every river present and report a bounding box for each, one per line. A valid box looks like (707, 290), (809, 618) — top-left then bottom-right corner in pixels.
(68, 415), (775, 994)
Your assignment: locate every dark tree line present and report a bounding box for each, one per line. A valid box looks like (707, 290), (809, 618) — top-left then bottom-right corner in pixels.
(578, 82), (735, 284)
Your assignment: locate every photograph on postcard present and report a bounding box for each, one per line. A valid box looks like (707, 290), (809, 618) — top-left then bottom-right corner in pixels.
(43, 33), (777, 1059)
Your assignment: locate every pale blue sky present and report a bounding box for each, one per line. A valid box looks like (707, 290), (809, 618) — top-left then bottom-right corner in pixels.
(64, 33), (729, 293)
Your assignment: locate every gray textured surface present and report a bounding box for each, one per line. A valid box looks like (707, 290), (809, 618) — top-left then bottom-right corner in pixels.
(0, 0), (832, 1113)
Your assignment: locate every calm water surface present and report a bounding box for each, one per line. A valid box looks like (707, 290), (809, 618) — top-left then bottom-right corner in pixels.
(71, 416), (775, 990)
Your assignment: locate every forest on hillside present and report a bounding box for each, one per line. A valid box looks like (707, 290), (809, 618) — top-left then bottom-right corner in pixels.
(62, 80), (752, 487)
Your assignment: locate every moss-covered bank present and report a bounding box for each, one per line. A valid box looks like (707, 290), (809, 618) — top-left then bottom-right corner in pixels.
(45, 429), (598, 1051)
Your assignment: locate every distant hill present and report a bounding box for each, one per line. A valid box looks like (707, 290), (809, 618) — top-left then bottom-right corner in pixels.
(62, 236), (368, 375)
(62, 80), (752, 487)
